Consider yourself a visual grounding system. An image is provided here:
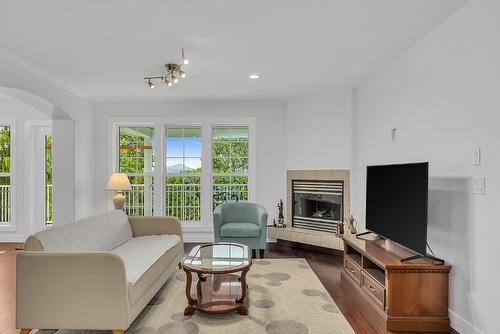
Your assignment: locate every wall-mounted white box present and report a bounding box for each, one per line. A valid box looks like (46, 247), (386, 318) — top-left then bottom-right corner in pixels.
(472, 176), (485, 195)
(472, 148), (481, 166)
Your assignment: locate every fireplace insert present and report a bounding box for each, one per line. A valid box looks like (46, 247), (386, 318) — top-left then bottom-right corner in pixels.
(292, 180), (343, 233)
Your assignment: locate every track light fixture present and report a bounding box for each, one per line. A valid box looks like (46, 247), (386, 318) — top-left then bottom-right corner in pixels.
(144, 49), (190, 89)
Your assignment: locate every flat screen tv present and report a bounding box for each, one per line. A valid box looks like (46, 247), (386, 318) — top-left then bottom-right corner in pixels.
(365, 162), (429, 255)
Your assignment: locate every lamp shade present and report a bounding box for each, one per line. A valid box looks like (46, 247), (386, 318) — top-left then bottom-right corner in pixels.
(106, 173), (132, 191)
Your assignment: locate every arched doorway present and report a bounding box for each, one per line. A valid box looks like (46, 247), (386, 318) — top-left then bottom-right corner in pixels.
(0, 87), (75, 239)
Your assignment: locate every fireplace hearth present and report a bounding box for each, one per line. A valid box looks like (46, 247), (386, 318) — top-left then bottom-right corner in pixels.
(292, 180), (343, 233)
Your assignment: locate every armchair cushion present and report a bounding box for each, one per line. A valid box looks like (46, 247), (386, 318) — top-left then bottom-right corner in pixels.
(220, 222), (261, 238)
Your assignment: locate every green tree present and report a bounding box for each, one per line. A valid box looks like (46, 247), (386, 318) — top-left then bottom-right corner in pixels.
(45, 135), (53, 224)
(0, 126), (11, 185)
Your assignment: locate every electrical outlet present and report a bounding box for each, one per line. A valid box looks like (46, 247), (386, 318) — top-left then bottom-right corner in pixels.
(472, 176), (485, 195)
(473, 148), (481, 166)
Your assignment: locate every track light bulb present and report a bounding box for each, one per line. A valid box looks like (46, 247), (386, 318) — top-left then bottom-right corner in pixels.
(144, 49), (189, 88)
(181, 48), (190, 65)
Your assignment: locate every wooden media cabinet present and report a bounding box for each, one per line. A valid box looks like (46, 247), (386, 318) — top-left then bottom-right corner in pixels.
(341, 234), (451, 332)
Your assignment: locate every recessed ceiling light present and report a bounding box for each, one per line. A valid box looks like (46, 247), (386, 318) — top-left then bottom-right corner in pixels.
(249, 74), (261, 79)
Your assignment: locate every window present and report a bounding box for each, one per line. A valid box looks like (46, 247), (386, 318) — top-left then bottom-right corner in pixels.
(118, 126), (155, 216)
(212, 126), (249, 209)
(112, 119), (253, 225)
(0, 125), (11, 224)
(45, 135), (53, 226)
(165, 127), (202, 222)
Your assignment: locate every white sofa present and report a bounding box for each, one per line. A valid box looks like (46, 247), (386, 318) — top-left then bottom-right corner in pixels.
(16, 211), (184, 334)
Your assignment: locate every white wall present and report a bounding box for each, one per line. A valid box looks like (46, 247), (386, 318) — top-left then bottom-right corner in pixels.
(52, 119), (75, 226)
(0, 96), (49, 241)
(93, 100), (287, 240)
(286, 89), (353, 170)
(353, 1), (500, 333)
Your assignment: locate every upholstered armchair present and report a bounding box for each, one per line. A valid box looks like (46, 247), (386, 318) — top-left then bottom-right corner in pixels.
(213, 202), (268, 258)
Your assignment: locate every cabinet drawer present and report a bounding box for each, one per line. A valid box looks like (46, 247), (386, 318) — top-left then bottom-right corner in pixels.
(345, 257), (361, 284)
(361, 272), (385, 308)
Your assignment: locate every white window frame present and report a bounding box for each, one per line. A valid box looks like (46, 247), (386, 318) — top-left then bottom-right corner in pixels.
(165, 125), (203, 223)
(25, 120), (52, 234)
(111, 122), (161, 216)
(108, 117), (256, 233)
(42, 129), (53, 227)
(211, 124), (252, 207)
(0, 118), (16, 232)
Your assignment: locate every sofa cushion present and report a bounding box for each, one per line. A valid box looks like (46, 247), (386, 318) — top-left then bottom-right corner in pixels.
(29, 211), (132, 252)
(220, 222), (261, 238)
(111, 234), (181, 285)
(128, 241), (183, 308)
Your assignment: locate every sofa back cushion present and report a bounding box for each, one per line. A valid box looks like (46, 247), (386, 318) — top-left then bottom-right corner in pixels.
(26, 211), (133, 251)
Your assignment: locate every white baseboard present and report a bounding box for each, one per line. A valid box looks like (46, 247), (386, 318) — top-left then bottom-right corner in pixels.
(449, 309), (484, 334)
(0, 234), (26, 243)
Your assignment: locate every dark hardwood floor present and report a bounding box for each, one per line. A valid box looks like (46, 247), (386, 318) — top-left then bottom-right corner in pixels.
(0, 242), (458, 334)
(186, 242), (458, 334)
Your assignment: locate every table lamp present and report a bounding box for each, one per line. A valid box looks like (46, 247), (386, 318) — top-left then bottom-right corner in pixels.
(106, 173), (132, 210)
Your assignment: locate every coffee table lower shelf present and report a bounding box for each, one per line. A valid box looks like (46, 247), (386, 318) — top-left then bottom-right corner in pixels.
(184, 273), (249, 316)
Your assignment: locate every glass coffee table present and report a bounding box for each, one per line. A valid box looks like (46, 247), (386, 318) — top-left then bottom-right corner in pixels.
(182, 242), (252, 316)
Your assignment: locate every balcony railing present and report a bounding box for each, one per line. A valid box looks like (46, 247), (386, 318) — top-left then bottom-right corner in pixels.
(0, 184), (10, 223)
(166, 182), (201, 221)
(125, 184), (154, 216)
(0, 184), (52, 225)
(46, 184), (52, 225)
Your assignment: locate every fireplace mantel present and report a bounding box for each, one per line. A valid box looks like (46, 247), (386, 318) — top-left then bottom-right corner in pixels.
(268, 169), (351, 251)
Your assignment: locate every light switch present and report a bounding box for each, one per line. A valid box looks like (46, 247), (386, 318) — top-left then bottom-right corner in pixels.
(472, 176), (485, 195)
(473, 148), (481, 166)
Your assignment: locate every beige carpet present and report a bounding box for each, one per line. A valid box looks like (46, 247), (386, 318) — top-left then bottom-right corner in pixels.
(41, 258), (355, 334)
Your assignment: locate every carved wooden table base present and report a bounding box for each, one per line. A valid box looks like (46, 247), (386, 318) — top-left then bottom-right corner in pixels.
(183, 268), (250, 316)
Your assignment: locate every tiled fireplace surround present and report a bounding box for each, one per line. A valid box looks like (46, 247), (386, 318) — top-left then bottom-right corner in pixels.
(268, 170), (350, 251)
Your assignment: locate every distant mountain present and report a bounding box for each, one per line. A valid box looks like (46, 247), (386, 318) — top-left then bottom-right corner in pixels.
(167, 163), (194, 173)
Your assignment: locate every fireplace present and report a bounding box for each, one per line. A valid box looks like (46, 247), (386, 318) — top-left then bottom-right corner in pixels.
(292, 180), (343, 233)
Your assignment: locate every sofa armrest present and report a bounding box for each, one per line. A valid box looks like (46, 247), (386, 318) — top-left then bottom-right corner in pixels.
(16, 251), (130, 330)
(128, 216), (183, 239)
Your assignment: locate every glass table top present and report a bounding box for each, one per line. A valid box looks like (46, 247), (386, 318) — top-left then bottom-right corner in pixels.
(183, 243), (251, 272)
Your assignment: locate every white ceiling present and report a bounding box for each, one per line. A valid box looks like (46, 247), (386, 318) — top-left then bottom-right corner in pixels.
(0, 0), (467, 101)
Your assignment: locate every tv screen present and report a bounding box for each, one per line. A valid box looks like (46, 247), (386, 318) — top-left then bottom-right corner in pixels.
(365, 162), (429, 255)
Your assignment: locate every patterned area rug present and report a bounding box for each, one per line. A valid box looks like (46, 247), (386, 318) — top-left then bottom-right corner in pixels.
(40, 258), (354, 334)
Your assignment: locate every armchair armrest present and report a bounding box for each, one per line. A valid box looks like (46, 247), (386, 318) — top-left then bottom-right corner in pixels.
(255, 205), (269, 230)
(16, 251), (130, 330)
(255, 205), (268, 248)
(213, 206), (222, 242)
(128, 216), (182, 239)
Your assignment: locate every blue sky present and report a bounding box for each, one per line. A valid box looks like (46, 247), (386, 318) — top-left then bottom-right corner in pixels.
(165, 137), (202, 169)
